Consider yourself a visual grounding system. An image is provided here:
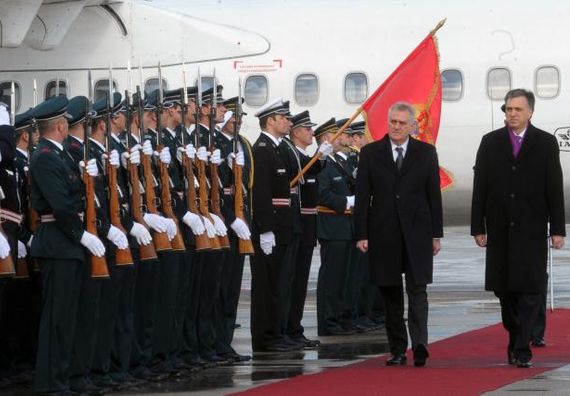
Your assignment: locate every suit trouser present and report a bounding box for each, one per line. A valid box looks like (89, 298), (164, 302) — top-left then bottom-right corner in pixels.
(344, 246), (366, 326)
(34, 258), (86, 393)
(317, 240), (351, 335)
(495, 291), (541, 362)
(0, 279), (8, 379)
(280, 234), (300, 336)
(197, 250), (224, 359)
(68, 266), (102, 390)
(150, 250), (182, 371)
(180, 250), (202, 362)
(380, 275), (428, 355)
(531, 274), (548, 343)
(130, 257), (160, 375)
(251, 242), (288, 350)
(286, 243), (315, 338)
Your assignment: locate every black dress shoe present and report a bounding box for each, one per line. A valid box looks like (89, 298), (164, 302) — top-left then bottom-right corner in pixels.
(324, 327), (356, 336)
(234, 323), (242, 329)
(508, 350), (517, 365)
(413, 344), (429, 367)
(386, 354), (407, 366)
(132, 368), (168, 382)
(291, 335), (321, 348)
(220, 351), (252, 362)
(261, 342), (297, 352)
(517, 360), (533, 368)
(70, 383), (108, 396)
(531, 339), (546, 347)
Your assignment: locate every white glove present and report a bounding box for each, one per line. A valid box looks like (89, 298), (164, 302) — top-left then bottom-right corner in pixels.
(129, 145), (141, 165)
(209, 213), (227, 236)
(0, 233), (10, 259)
(346, 195), (355, 209)
(197, 146), (209, 163)
(210, 149), (222, 166)
(0, 105), (9, 127)
(142, 140), (154, 155)
(159, 147), (171, 165)
(227, 151), (245, 169)
(318, 141), (334, 157)
(129, 222), (152, 245)
(79, 158), (99, 177)
(182, 211), (205, 235)
(107, 225), (129, 249)
(143, 213), (168, 233)
(202, 216), (216, 238)
(259, 231), (276, 255)
(230, 218), (251, 240)
(164, 218), (177, 241)
(105, 149), (120, 168)
(17, 240), (27, 259)
(80, 231), (106, 257)
(26, 235), (33, 249)
(185, 143), (196, 160)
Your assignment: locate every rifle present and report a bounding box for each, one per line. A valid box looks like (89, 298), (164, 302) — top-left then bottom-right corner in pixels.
(106, 68), (133, 266)
(29, 80), (40, 272)
(232, 82), (254, 255)
(207, 76), (230, 249)
(180, 83), (210, 251)
(155, 63), (185, 251)
(86, 70), (109, 278)
(195, 73), (221, 250)
(129, 86), (159, 261)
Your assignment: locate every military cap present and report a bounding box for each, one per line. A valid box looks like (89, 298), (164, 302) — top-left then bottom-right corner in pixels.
(33, 96), (72, 122)
(186, 86), (199, 103)
(163, 88), (182, 108)
(283, 100), (293, 118)
(336, 118), (353, 134)
(67, 96), (94, 127)
(349, 121), (365, 135)
(290, 110), (317, 130)
(201, 85), (225, 105)
(14, 108), (35, 130)
(314, 118), (338, 139)
(254, 97), (290, 119)
(215, 84), (226, 104)
(223, 96), (247, 115)
(132, 91), (156, 112)
(93, 92), (125, 118)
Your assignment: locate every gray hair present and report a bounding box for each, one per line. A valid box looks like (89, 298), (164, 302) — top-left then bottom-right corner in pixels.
(504, 89), (535, 111)
(388, 101), (416, 124)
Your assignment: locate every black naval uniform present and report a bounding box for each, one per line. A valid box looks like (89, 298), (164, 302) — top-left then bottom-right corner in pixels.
(31, 138), (88, 393)
(316, 153), (354, 335)
(250, 132), (292, 351)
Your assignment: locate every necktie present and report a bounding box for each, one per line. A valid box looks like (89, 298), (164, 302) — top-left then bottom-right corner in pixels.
(513, 135), (523, 157)
(395, 147), (404, 170)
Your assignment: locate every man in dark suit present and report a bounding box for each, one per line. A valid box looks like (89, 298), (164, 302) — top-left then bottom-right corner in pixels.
(471, 88), (565, 368)
(354, 101), (443, 367)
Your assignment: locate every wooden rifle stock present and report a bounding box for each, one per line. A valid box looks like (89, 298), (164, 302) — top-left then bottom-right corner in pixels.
(196, 159), (222, 249)
(0, 225), (15, 278)
(140, 152), (172, 251)
(183, 156), (211, 251)
(84, 170), (109, 278)
(107, 162), (134, 265)
(209, 162), (230, 249)
(156, 146), (185, 251)
(129, 160), (158, 261)
(233, 162), (254, 255)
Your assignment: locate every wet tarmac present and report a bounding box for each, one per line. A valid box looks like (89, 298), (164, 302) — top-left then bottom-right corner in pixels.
(3, 226), (570, 395)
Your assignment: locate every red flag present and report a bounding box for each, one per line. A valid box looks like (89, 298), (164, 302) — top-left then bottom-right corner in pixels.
(362, 33), (453, 190)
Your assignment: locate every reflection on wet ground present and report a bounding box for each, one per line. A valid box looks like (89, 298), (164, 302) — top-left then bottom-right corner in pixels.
(3, 226), (570, 395)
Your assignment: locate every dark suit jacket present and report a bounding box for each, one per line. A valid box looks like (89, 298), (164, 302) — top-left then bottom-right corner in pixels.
(471, 124), (565, 293)
(354, 135), (443, 286)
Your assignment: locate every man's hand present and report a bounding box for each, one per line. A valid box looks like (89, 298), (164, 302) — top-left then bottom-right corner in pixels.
(356, 239), (368, 253)
(551, 235), (565, 249)
(433, 238), (441, 256)
(474, 234), (487, 247)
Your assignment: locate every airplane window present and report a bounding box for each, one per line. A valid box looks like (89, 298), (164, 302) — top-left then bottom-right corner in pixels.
(441, 70), (463, 101)
(345, 73), (368, 104)
(535, 66), (559, 98)
(94, 80), (118, 102)
(245, 75), (268, 107)
(295, 74), (319, 106)
(0, 81), (21, 113)
(144, 78), (169, 96)
(45, 80), (68, 100)
(487, 68), (511, 100)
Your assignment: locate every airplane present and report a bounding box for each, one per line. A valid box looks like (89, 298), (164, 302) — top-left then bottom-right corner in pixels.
(1, 0), (570, 224)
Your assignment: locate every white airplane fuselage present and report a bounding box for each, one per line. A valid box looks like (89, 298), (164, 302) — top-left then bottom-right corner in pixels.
(1, 0), (570, 224)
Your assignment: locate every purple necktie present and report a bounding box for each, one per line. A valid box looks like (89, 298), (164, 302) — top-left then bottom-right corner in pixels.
(513, 135), (523, 157)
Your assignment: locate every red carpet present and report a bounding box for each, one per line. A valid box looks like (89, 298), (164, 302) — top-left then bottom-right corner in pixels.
(236, 309), (570, 395)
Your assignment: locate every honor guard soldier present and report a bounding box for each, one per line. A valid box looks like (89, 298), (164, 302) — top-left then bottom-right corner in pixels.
(285, 111), (333, 347)
(250, 98), (299, 352)
(213, 96), (253, 362)
(30, 96), (106, 394)
(314, 118), (356, 336)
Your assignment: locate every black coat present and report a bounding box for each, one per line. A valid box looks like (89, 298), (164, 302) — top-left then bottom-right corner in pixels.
(354, 135), (443, 286)
(471, 124), (565, 293)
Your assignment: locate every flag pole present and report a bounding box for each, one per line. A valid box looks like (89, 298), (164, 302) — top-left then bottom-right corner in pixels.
(429, 18), (446, 36)
(290, 107), (362, 188)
